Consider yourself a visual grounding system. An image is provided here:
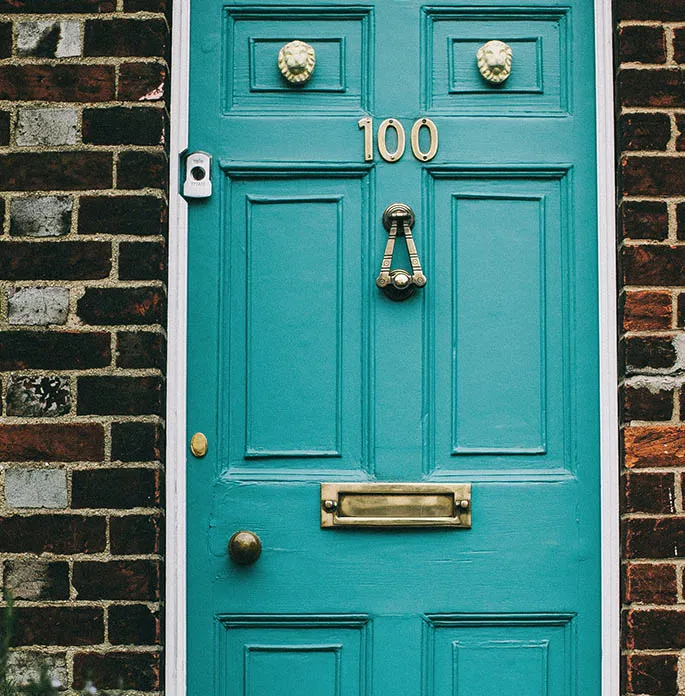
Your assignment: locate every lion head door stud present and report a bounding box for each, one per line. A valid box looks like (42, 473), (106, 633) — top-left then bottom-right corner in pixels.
(278, 40), (316, 84)
(476, 40), (513, 84)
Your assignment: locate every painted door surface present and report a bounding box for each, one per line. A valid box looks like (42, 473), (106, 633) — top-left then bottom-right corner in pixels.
(186, 0), (600, 693)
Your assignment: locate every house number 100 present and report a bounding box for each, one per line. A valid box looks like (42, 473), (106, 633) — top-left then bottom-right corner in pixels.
(358, 117), (439, 163)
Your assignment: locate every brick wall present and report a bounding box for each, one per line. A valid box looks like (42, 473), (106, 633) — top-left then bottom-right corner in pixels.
(0, 0), (168, 692)
(617, 0), (685, 694)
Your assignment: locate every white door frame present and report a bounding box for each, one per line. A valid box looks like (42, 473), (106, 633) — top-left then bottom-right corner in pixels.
(164, 0), (620, 691)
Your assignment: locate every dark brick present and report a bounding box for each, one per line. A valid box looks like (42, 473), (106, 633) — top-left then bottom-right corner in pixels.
(111, 421), (164, 461)
(625, 608), (685, 649)
(79, 196), (166, 236)
(618, 69), (685, 108)
(0, 0), (114, 11)
(3, 560), (70, 600)
(0, 515), (105, 554)
(623, 563), (678, 604)
(621, 201), (669, 241)
(624, 336), (676, 372)
(118, 62), (167, 101)
(623, 246), (685, 286)
(0, 242), (111, 280)
(677, 293), (685, 327)
(116, 331), (166, 369)
(623, 654), (678, 696)
(72, 560), (160, 601)
(0, 111), (9, 147)
(119, 241), (166, 280)
(78, 287), (165, 325)
(623, 472), (676, 513)
(0, 423), (104, 462)
(619, 113), (671, 151)
(11, 607), (103, 647)
(623, 517), (685, 558)
(73, 652), (161, 691)
(0, 22), (11, 58)
(84, 19), (167, 58)
(616, 0), (685, 21)
(109, 605), (160, 645)
(677, 115), (685, 152)
(622, 156), (685, 195)
(624, 426), (685, 468)
(77, 376), (163, 415)
(0, 332), (110, 370)
(0, 153), (112, 191)
(0, 65), (115, 102)
(72, 468), (160, 508)
(110, 515), (162, 555)
(83, 107), (165, 146)
(623, 386), (673, 422)
(124, 0), (167, 12)
(619, 25), (667, 64)
(675, 28), (685, 64)
(117, 151), (168, 191)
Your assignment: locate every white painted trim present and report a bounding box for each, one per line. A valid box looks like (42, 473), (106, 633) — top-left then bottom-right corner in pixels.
(165, 1), (620, 693)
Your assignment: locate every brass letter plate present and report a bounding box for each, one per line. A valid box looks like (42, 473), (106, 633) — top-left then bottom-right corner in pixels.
(320, 483), (471, 528)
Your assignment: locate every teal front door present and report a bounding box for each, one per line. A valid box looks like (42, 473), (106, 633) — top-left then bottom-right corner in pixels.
(186, 0), (601, 693)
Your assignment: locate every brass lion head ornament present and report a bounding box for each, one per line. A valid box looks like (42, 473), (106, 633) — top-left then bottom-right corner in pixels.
(278, 40), (316, 84)
(476, 40), (512, 84)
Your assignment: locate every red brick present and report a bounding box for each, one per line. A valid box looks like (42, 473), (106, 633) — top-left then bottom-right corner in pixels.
(77, 376), (163, 415)
(0, 152), (112, 191)
(624, 608), (685, 649)
(0, 332), (111, 370)
(621, 201), (668, 240)
(116, 331), (166, 369)
(618, 69), (685, 108)
(616, 0), (685, 21)
(622, 245), (685, 286)
(11, 607), (103, 647)
(109, 605), (160, 645)
(119, 241), (166, 280)
(0, 423), (104, 461)
(0, 65), (115, 102)
(623, 517), (685, 558)
(622, 290), (672, 330)
(110, 515), (162, 555)
(117, 150), (168, 190)
(622, 472), (676, 513)
(624, 426), (685, 468)
(623, 654), (678, 696)
(623, 386), (673, 422)
(72, 468), (161, 508)
(118, 62), (167, 101)
(622, 156), (685, 196)
(619, 25), (667, 64)
(623, 563), (677, 603)
(675, 28), (685, 64)
(73, 652), (161, 691)
(619, 113), (671, 151)
(0, 515), (105, 554)
(0, 242), (111, 280)
(77, 287), (165, 325)
(84, 19), (167, 58)
(72, 560), (160, 600)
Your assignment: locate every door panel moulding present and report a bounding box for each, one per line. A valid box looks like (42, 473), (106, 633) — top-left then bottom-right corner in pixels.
(166, 0), (620, 693)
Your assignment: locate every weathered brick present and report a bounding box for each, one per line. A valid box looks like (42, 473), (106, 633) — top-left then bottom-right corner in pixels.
(116, 331), (166, 369)
(109, 605), (160, 645)
(0, 65), (115, 102)
(84, 19), (167, 58)
(0, 0), (114, 11)
(72, 468), (160, 508)
(110, 514), (161, 555)
(16, 108), (78, 147)
(0, 332), (111, 370)
(111, 421), (164, 461)
(0, 423), (104, 462)
(0, 242), (111, 280)
(10, 196), (72, 238)
(624, 608), (685, 649)
(3, 559), (70, 600)
(117, 151), (168, 190)
(0, 515), (105, 553)
(623, 336), (676, 373)
(623, 517), (685, 558)
(119, 241), (166, 280)
(124, 0), (167, 12)
(623, 563), (677, 604)
(0, 22), (11, 58)
(678, 293), (685, 328)
(0, 152), (112, 191)
(618, 25), (667, 64)
(73, 652), (161, 691)
(118, 62), (166, 101)
(6, 375), (71, 417)
(616, 0), (685, 21)
(0, 111), (9, 147)
(621, 201), (668, 241)
(623, 654), (678, 696)
(624, 426), (685, 468)
(618, 69), (685, 108)
(622, 156), (685, 195)
(622, 291), (672, 331)
(619, 113), (671, 151)
(623, 472), (675, 513)
(622, 246), (685, 286)
(77, 287), (165, 325)
(16, 20), (81, 58)
(8, 287), (69, 325)
(11, 607), (103, 647)
(77, 376), (163, 415)
(7, 652), (67, 688)
(675, 28), (685, 64)
(623, 385), (673, 422)
(73, 560), (160, 600)
(677, 115), (685, 152)
(78, 195), (166, 236)
(83, 107), (164, 146)
(5, 469), (68, 509)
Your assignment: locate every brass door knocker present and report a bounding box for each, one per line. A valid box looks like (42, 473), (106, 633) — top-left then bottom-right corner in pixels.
(376, 203), (426, 301)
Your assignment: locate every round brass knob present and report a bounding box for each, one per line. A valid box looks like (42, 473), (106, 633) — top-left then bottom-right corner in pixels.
(228, 530), (262, 565)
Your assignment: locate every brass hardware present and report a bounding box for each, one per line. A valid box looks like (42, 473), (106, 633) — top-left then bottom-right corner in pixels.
(410, 118), (439, 162)
(228, 530), (262, 565)
(278, 40), (316, 84)
(477, 40), (513, 84)
(377, 118), (406, 162)
(320, 483), (471, 528)
(376, 203), (426, 301)
(190, 432), (208, 457)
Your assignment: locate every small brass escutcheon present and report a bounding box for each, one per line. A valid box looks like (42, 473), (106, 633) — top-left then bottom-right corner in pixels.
(190, 432), (208, 458)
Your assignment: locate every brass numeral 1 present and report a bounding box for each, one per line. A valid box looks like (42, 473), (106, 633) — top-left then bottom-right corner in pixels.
(358, 117), (374, 162)
(359, 118), (439, 163)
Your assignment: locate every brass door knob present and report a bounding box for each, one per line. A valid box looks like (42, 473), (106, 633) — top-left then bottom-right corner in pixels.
(228, 530), (262, 565)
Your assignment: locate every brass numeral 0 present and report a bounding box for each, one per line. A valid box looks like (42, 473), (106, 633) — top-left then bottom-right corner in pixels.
(410, 118), (438, 162)
(377, 118), (406, 162)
